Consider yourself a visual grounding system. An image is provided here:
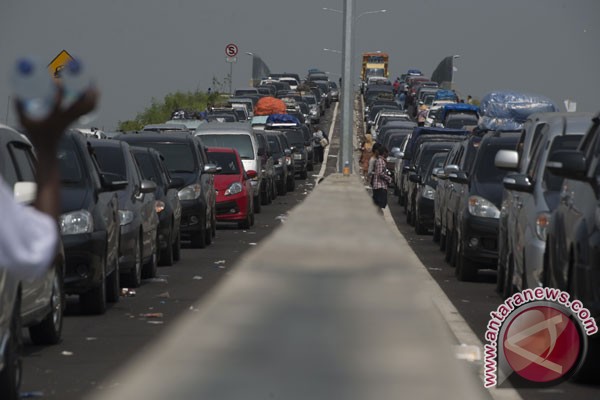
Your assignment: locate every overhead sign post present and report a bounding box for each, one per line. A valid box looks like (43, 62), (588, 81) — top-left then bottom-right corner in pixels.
(47, 49), (74, 79)
(225, 44), (238, 95)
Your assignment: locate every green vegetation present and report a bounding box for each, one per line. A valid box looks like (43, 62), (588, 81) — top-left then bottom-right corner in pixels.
(117, 83), (227, 131)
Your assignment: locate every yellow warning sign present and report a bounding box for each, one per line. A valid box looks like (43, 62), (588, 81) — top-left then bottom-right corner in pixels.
(47, 50), (74, 79)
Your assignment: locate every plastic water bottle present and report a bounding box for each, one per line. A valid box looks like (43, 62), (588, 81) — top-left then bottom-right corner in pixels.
(61, 59), (89, 109)
(11, 57), (57, 120)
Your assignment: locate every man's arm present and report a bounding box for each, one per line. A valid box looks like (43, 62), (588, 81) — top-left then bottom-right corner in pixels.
(16, 86), (98, 220)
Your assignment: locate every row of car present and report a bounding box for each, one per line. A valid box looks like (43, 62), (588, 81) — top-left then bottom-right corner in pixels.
(0, 68), (336, 396)
(376, 78), (600, 376)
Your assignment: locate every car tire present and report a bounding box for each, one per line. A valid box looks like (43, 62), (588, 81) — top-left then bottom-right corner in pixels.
(278, 179), (287, 196)
(106, 259), (120, 304)
(398, 192), (404, 205)
(307, 162), (314, 172)
(444, 228), (454, 263)
(439, 230), (446, 251)
(191, 224), (207, 249)
(159, 225), (175, 266)
(271, 179), (277, 200)
(80, 259), (107, 315)
(261, 185), (270, 205)
(254, 193), (262, 214)
(172, 231), (181, 262)
(205, 224), (212, 246)
(300, 170), (308, 180)
(502, 254), (516, 299)
(456, 248), (478, 282)
(29, 271), (64, 345)
(0, 296), (21, 400)
(433, 223), (441, 242)
(238, 212), (251, 229)
(126, 236), (143, 287)
(414, 212), (427, 235)
(496, 255), (506, 295)
(405, 208), (412, 225)
(287, 175), (295, 192)
(142, 237), (158, 279)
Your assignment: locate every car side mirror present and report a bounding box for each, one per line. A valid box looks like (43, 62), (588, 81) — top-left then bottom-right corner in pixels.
(203, 164), (218, 174)
(503, 174), (534, 193)
(448, 171), (468, 184)
(444, 164), (459, 175)
(546, 150), (587, 180)
(100, 172), (128, 191)
(390, 147), (401, 156)
(495, 149), (519, 171)
(168, 177), (185, 189)
(408, 174), (421, 183)
(246, 170), (258, 179)
(140, 180), (157, 194)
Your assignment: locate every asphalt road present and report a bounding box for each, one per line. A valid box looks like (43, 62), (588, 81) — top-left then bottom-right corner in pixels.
(387, 193), (600, 399)
(19, 105), (340, 399)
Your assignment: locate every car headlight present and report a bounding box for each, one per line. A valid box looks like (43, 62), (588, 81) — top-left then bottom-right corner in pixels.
(422, 185), (435, 200)
(286, 157), (292, 166)
(467, 196), (500, 219)
(155, 200), (166, 214)
(225, 182), (243, 196)
(118, 210), (134, 226)
(60, 210), (94, 235)
(178, 183), (201, 200)
(535, 212), (551, 241)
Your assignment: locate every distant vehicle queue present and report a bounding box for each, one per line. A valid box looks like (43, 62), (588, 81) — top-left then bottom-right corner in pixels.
(362, 66), (600, 380)
(0, 69), (337, 396)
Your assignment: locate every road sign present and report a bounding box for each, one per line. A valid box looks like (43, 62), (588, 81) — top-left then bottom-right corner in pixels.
(225, 43), (238, 58)
(226, 57), (237, 63)
(47, 49), (74, 78)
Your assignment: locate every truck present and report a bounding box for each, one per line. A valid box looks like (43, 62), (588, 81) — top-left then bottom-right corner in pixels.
(360, 52), (389, 93)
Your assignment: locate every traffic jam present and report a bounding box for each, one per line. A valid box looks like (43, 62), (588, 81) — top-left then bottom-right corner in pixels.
(360, 51), (600, 391)
(1, 42), (599, 398)
(0, 51), (339, 397)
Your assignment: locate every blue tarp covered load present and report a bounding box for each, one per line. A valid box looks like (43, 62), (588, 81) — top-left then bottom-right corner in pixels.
(478, 91), (559, 131)
(441, 103), (479, 122)
(435, 90), (457, 101)
(266, 114), (301, 126)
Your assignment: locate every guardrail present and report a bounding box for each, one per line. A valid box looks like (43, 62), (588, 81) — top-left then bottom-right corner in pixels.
(91, 173), (482, 400)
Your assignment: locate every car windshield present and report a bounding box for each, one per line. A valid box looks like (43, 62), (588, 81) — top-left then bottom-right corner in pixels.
(93, 146), (127, 177)
(475, 143), (512, 183)
(57, 138), (84, 184)
(207, 152), (240, 175)
(544, 135), (583, 192)
(267, 136), (282, 153)
(197, 134), (254, 160)
(426, 153), (448, 185)
(417, 147), (448, 175)
(283, 130), (305, 147)
(137, 142), (196, 173)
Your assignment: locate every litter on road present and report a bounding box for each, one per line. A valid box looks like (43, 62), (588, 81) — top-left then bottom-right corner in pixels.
(61, 351), (74, 356)
(139, 313), (164, 318)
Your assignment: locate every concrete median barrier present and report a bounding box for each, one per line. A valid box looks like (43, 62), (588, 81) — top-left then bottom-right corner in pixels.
(91, 173), (484, 400)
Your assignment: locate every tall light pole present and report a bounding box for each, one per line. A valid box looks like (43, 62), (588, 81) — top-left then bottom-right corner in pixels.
(451, 55), (460, 90)
(245, 52), (254, 86)
(323, 4), (387, 174)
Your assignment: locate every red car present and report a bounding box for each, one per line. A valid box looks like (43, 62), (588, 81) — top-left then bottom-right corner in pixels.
(206, 147), (255, 228)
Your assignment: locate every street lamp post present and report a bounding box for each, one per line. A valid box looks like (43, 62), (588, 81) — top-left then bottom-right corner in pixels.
(323, 3), (387, 174)
(451, 55), (460, 90)
(245, 52), (254, 86)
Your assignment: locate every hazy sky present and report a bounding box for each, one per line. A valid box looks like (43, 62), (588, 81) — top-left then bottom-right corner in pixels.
(1, 0), (598, 130)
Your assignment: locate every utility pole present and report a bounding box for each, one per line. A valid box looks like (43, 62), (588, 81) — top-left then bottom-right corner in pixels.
(340, 0), (355, 173)
(5, 96), (10, 125)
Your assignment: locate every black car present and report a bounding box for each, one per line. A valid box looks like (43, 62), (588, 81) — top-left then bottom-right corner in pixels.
(253, 131), (277, 204)
(281, 129), (309, 179)
(273, 131), (296, 191)
(58, 131), (124, 313)
(406, 141), (458, 227)
(413, 151), (448, 234)
(264, 131), (291, 195)
(131, 146), (182, 266)
(116, 132), (217, 249)
(90, 139), (160, 286)
(448, 132), (520, 281)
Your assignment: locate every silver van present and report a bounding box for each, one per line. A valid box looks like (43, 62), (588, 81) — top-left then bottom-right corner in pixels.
(195, 122), (264, 213)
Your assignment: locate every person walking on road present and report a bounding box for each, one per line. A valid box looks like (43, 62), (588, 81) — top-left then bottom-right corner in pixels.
(371, 145), (391, 213)
(312, 125), (327, 163)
